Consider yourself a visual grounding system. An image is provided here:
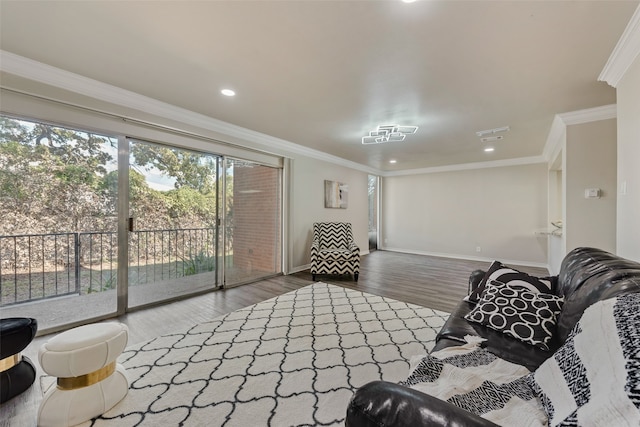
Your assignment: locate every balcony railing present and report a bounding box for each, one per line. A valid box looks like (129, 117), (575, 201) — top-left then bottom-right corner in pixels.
(0, 228), (217, 306)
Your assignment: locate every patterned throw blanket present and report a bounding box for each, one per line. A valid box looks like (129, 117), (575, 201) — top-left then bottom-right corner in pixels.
(401, 293), (640, 427)
(400, 338), (547, 426)
(528, 293), (640, 426)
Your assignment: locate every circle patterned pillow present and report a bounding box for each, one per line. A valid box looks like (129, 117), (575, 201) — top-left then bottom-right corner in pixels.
(467, 260), (555, 303)
(464, 280), (564, 350)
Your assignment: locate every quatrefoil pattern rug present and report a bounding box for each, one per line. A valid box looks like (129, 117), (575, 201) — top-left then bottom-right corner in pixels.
(83, 282), (448, 426)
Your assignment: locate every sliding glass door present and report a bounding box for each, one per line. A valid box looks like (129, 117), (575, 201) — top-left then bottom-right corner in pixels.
(0, 116), (119, 330)
(0, 114), (283, 331)
(127, 139), (221, 308)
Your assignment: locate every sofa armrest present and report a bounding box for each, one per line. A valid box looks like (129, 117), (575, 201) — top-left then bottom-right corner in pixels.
(469, 269), (486, 294)
(345, 381), (499, 427)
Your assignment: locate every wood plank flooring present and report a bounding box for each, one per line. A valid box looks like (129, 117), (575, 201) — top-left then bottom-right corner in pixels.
(0, 250), (548, 426)
(302, 250), (548, 314)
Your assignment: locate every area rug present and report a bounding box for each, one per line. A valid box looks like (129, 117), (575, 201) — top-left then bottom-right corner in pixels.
(82, 282), (448, 426)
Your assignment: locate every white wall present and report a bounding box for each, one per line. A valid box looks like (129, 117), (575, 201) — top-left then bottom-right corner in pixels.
(565, 119), (617, 253)
(548, 162), (564, 274)
(381, 163), (548, 266)
(616, 54), (640, 261)
(288, 156), (369, 271)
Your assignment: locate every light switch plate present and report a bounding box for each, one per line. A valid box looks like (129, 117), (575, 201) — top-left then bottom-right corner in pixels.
(584, 188), (601, 198)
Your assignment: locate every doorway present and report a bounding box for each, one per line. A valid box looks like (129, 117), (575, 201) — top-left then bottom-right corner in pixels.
(368, 175), (379, 251)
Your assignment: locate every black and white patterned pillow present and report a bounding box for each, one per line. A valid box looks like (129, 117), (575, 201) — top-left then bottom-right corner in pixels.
(467, 260), (556, 303)
(465, 280), (564, 350)
(527, 293), (640, 426)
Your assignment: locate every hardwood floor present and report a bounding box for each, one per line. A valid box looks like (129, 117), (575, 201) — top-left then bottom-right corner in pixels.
(309, 250), (493, 313)
(1, 250), (548, 426)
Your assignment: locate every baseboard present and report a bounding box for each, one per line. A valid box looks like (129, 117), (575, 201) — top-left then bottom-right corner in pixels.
(380, 247), (550, 272)
(287, 263), (310, 275)
(287, 248), (549, 276)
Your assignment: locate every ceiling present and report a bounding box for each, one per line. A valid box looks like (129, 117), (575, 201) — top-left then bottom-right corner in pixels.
(0, 1), (637, 172)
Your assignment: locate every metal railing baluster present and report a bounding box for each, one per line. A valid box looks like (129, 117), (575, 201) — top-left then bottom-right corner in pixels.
(0, 228), (215, 306)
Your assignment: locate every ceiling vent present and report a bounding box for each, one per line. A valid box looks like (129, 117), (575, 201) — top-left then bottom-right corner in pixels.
(480, 135), (503, 143)
(476, 126), (510, 138)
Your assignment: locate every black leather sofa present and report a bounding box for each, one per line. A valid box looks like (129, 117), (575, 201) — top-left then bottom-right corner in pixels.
(346, 247), (640, 427)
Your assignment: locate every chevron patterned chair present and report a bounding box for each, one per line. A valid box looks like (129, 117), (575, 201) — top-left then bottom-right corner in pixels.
(311, 222), (360, 282)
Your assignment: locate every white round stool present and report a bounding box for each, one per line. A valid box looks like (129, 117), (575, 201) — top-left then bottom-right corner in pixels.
(37, 322), (129, 427)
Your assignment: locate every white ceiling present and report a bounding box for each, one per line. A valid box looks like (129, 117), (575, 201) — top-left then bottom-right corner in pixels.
(0, 1), (637, 172)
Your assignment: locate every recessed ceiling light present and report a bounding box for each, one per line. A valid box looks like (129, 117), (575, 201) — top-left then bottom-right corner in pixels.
(402, 0), (417, 3)
(221, 89), (236, 97)
(484, 147), (495, 152)
(389, 159), (397, 164)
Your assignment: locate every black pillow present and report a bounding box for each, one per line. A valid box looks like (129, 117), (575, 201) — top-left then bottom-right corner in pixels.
(465, 280), (564, 350)
(467, 260), (555, 303)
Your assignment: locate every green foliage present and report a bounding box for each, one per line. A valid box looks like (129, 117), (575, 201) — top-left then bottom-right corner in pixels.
(1, 116), (223, 235)
(88, 272), (117, 293)
(100, 170), (118, 195)
(1, 116), (118, 232)
(55, 164), (97, 186)
(181, 250), (216, 276)
(131, 143), (217, 194)
(166, 187), (217, 224)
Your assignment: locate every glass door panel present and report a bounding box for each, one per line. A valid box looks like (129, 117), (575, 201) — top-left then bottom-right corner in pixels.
(127, 139), (220, 308)
(0, 116), (118, 332)
(224, 159), (282, 286)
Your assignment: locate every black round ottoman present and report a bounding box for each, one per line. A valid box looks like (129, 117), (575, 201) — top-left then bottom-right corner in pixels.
(0, 317), (38, 403)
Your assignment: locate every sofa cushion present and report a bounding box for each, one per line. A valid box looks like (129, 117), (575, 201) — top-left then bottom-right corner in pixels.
(467, 261), (554, 303)
(316, 248), (354, 260)
(528, 293), (640, 426)
(465, 281), (563, 351)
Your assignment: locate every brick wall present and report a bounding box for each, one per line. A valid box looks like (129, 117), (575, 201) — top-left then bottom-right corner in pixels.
(232, 164), (281, 274)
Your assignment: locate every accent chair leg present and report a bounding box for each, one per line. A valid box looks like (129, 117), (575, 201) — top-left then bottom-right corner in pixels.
(354, 273), (359, 282)
(312, 274), (316, 281)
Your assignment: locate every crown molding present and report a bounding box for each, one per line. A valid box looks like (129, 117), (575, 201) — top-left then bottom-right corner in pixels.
(599, 4), (640, 88)
(0, 50), (379, 175)
(542, 114), (566, 163)
(541, 104), (617, 163)
(383, 102), (613, 176)
(376, 105), (615, 175)
(382, 155), (546, 177)
(0, 50), (618, 179)
(557, 104), (617, 126)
